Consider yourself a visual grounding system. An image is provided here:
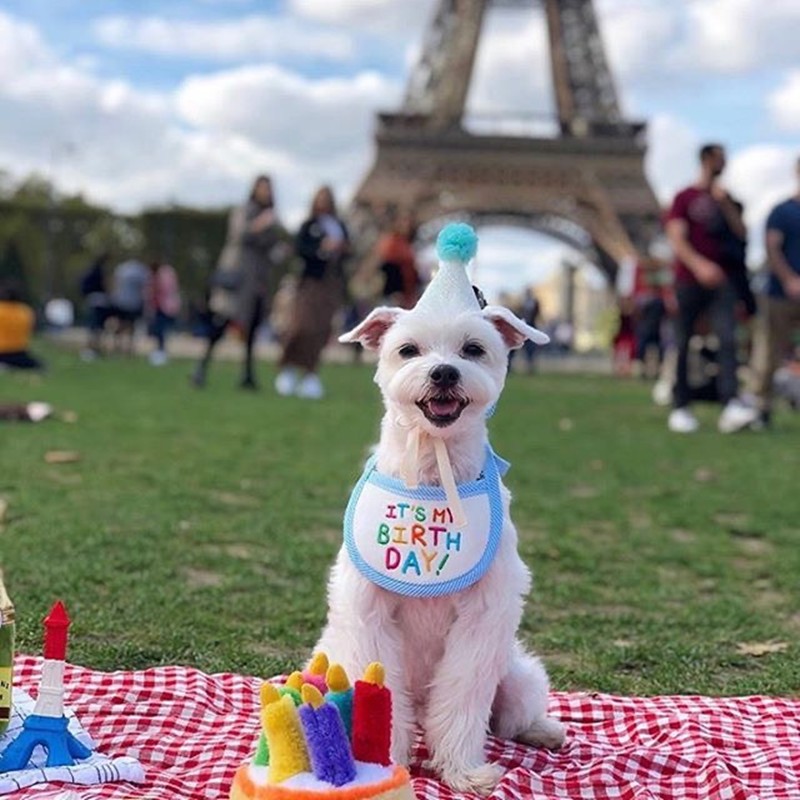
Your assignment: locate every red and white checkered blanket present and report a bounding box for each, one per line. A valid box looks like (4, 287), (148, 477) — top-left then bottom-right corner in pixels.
(8, 654), (800, 799)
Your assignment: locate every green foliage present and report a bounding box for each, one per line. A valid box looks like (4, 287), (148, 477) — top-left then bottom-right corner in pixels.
(0, 174), (229, 309)
(0, 240), (31, 302)
(1, 348), (799, 694)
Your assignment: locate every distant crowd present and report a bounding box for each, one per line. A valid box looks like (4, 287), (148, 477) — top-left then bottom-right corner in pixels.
(2, 150), (799, 429)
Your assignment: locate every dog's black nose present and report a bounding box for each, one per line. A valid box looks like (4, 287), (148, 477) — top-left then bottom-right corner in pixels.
(430, 364), (460, 388)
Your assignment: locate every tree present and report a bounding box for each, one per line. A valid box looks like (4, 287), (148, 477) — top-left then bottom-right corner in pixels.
(0, 239), (32, 302)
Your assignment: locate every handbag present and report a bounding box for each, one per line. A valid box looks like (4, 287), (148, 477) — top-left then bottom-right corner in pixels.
(210, 266), (242, 292)
(211, 206), (247, 292)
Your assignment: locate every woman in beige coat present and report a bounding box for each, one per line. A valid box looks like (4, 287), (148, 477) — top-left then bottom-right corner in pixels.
(192, 175), (289, 389)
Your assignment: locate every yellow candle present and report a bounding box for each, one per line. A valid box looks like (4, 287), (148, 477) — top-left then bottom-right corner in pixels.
(260, 683), (311, 782)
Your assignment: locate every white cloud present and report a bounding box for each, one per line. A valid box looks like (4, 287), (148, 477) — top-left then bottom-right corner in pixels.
(0, 15), (177, 207)
(0, 10), (402, 221)
(645, 114), (700, 207)
(599, 0), (682, 85)
(175, 64), (401, 220)
(0, 10), (52, 80)
(679, 0), (800, 74)
(290, 0), (432, 35)
(767, 70), (800, 132)
(176, 65), (398, 158)
(93, 14), (354, 62)
(726, 145), (798, 262)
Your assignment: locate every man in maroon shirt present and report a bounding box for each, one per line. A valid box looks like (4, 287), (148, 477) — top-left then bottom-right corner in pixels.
(665, 143), (758, 433)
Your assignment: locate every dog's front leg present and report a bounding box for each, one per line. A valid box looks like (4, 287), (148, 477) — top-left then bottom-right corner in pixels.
(423, 575), (520, 795)
(315, 554), (414, 765)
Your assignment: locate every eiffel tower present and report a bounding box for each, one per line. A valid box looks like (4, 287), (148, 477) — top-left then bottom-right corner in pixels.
(351, 0), (661, 278)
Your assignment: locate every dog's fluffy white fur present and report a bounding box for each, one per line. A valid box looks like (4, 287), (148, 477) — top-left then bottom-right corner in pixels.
(314, 304), (565, 795)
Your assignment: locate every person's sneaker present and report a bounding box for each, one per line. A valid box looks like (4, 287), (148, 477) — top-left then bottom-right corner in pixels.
(652, 379), (672, 407)
(274, 368), (298, 397)
(149, 349), (168, 366)
(668, 407), (700, 433)
(718, 398), (759, 433)
(295, 373), (324, 400)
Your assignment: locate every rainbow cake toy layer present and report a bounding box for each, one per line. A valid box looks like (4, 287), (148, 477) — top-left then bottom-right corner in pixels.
(229, 654), (415, 800)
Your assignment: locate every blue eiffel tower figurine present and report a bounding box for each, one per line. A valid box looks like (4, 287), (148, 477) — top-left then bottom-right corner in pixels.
(0, 601), (92, 772)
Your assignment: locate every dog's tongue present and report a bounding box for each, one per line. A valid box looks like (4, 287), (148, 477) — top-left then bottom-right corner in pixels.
(429, 398), (460, 417)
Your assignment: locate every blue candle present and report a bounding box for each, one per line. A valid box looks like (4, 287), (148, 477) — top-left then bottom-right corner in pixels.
(325, 664), (354, 739)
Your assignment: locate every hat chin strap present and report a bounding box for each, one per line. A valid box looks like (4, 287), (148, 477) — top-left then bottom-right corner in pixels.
(394, 416), (468, 528)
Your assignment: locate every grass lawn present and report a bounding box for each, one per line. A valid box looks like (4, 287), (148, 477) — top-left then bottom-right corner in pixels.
(2, 342), (800, 697)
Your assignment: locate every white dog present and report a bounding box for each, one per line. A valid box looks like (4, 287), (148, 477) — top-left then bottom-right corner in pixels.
(315, 228), (564, 795)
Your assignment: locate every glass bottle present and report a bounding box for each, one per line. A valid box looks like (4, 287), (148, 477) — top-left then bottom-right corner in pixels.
(0, 571), (14, 734)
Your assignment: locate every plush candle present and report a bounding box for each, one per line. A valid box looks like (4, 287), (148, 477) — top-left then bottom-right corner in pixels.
(253, 683), (302, 766)
(253, 732), (270, 767)
(285, 671), (304, 692)
(260, 683), (310, 782)
(352, 662), (392, 766)
(325, 663), (354, 739)
(302, 652), (329, 693)
(298, 684), (356, 786)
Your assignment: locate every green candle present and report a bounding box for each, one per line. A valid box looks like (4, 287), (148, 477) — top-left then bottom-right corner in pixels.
(0, 571), (14, 735)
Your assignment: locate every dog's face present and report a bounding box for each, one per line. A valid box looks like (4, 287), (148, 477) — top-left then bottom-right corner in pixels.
(341, 305), (547, 436)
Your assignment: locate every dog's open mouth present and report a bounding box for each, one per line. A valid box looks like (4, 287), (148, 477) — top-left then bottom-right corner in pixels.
(416, 394), (469, 427)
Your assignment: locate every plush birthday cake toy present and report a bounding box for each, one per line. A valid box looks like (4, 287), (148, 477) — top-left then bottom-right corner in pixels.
(229, 655), (415, 800)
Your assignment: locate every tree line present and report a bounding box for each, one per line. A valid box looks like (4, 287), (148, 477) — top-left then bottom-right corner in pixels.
(0, 172), (229, 316)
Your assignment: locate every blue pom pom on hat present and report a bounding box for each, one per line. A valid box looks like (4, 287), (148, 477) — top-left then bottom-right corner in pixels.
(415, 222), (481, 315)
(436, 222), (478, 264)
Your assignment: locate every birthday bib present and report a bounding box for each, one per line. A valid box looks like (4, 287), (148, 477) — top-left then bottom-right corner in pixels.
(344, 446), (508, 597)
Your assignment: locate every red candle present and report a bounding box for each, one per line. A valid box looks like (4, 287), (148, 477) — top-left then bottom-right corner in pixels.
(351, 663), (391, 766)
(43, 601), (70, 661)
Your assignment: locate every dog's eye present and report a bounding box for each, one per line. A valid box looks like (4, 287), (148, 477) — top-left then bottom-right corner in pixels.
(462, 341), (486, 359)
(398, 343), (420, 359)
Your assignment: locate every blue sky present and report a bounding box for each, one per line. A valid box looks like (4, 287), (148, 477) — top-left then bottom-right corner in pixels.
(1, 0), (800, 294)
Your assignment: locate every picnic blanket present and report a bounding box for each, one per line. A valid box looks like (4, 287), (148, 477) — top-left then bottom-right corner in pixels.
(0, 688), (143, 795)
(6, 654), (800, 799)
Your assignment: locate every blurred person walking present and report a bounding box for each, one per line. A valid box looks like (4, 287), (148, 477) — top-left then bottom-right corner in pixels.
(509, 288), (542, 373)
(78, 252), (111, 360)
(192, 175), (288, 390)
(664, 143), (758, 434)
(275, 186), (349, 399)
(110, 257), (148, 355)
(747, 156), (800, 427)
(146, 259), (181, 366)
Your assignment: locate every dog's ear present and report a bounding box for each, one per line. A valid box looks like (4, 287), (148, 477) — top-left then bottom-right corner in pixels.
(339, 306), (405, 350)
(482, 305), (550, 350)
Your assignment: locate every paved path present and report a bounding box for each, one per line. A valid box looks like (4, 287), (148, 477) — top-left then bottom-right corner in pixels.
(47, 327), (612, 375)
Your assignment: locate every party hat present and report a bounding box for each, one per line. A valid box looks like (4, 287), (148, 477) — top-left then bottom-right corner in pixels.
(414, 223), (480, 316)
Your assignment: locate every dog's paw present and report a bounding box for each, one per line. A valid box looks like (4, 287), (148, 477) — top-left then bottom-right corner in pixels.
(442, 763), (505, 796)
(516, 716), (566, 750)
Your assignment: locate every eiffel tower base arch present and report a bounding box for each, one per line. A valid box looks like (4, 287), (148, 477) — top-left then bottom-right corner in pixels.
(351, 119), (661, 283)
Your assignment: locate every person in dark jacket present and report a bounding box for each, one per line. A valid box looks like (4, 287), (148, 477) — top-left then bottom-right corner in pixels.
(192, 174), (289, 389)
(79, 253), (111, 358)
(275, 186), (349, 399)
